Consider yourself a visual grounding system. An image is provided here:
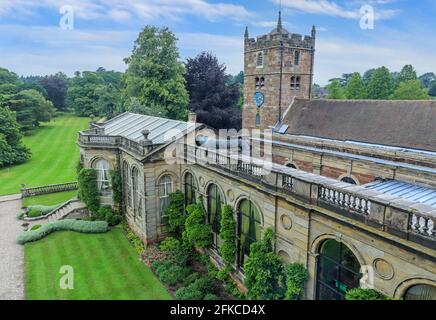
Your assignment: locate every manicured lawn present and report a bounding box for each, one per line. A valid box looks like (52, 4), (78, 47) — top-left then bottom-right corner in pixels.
(0, 115), (89, 196)
(25, 227), (171, 300)
(23, 191), (78, 207)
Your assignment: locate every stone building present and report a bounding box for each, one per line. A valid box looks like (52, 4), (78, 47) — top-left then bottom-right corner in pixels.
(77, 14), (436, 300)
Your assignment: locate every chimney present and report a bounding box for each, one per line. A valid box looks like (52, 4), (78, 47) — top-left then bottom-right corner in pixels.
(188, 112), (197, 123)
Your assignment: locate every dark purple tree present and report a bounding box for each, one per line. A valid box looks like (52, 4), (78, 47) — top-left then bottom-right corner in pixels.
(185, 52), (241, 130)
(39, 73), (68, 111)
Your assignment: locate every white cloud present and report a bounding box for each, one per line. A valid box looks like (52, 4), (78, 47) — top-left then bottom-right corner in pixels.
(0, 0), (252, 22)
(275, 0), (399, 20)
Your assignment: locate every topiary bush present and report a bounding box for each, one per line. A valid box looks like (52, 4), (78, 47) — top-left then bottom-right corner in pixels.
(159, 236), (193, 267)
(78, 168), (100, 214)
(16, 219), (109, 244)
(26, 205), (58, 218)
(165, 191), (186, 236)
(345, 288), (390, 300)
(183, 200), (213, 249)
(219, 205), (237, 268)
(152, 259), (192, 286)
(284, 263), (309, 300)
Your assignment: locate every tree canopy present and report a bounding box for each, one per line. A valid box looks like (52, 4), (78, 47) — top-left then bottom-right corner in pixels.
(124, 26), (189, 120)
(326, 79), (346, 99)
(367, 66), (394, 99)
(390, 80), (431, 100)
(345, 73), (367, 99)
(39, 73), (68, 111)
(185, 52), (241, 129)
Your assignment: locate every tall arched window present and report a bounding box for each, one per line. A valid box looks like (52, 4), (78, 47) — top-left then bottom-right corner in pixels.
(255, 113), (261, 126)
(238, 199), (261, 268)
(93, 159), (111, 195)
(404, 284), (436, 300)
(158, 175), (173, 224)
(316, 239), (361, 300)
(207, 184), (225, 249)
(123, 161), (132, 208)
(184, 172), (197, 206)
(256, 52), (263, 67)
(131, 167), (143, 217)
(294, 50), (301, 66)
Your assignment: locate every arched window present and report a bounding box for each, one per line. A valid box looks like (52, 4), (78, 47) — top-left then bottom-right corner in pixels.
(123, 161), (132, 208)
(93, 159), (111, 195)
(238, 199), (262, 268)
(207, 184), (225, 249)
(131, 167), (143, 217)
(255, 113), (261, 126)
(184, 172), (197, 206)
(294, 50), (300, 66)
(341, 177), (357, 185)
(404, 284), (436, 300)
(255, 77), (260, 89)
(260, 77), (265, 88)
(316, 239), (361, 300)
(158, 175), (173, 224)
(291, 76), (301, 90)
(256, 52), (263, 67)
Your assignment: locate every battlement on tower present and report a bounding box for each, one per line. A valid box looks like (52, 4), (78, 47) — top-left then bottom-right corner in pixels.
(245, 32), (315, 51)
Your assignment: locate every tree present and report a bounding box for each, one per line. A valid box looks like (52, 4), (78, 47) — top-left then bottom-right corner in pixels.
(0, 67), (21, 95)
(124, 26), (189, 120)
(66, 71), (105, 117)
(390, 80), (431, 100)
(396, 64), (417, 85)
(219, 205), (237, 267)
(39, 73), (68, 111)
(362, 68), (376, 86)
(183, 199), (213, 248)
(345, 73), (367, 99)
(1, 89), (54, 130)
(244, 229), (285, 300)
(429, 82), (436, 97)
(326, 79), (346, 99)
(367, 66), (394, 99)
(94, 84), (120, 119)
(419, 72), (436, 89)
(0, 106), (30, 168)
(185, 52), (241, 129)
(227, 71), (244, 110)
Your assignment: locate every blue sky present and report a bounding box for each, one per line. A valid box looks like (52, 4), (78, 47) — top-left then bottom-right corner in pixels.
(0, 0), (435, 85)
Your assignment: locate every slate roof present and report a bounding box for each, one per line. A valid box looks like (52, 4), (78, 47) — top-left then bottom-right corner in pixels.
(280, 99), (436, 152)
(98, 112), (196, 145)
(365, 180), (436, 210)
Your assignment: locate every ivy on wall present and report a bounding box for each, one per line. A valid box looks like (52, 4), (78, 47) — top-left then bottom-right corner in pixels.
(284, 263), (309, 300)
(219, 205), (237, 268)
(110, 170), (122, 207)
(165, 190), (186, 236)
(77, 168), (100, 214)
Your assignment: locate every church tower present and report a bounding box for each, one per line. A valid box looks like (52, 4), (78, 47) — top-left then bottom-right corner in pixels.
(243, 12), (316, 130)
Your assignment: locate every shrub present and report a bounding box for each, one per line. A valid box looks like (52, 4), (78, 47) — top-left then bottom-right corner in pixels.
(284, 263), (309, 300)
(153, 259), (192, 286)
(16, 210), (25, 220)
(165, 191), (186, 235)
(204, 293), (218, 300)
(30, 224), (41, 231)
(78, 168), (100, 214)
(244, 228), (286, 300)
(159, 236), (193, 266)
(98, 205), (121, 226)
(175, 277), (216, 300)
(26, 205), (58, 218)
(219, 205), (237, 268)
(183, 200), (213, 248)
(121, 220), (145, 254)
(159, 237), (180, 252)
(16, 219), (109, 244)
(345, 288), (390, 300)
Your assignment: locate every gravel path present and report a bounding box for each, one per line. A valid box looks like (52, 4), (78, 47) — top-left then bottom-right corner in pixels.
(0, 195), (24, 300)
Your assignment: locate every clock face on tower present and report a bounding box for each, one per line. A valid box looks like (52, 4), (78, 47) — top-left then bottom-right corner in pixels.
(253, 92), (264, 108)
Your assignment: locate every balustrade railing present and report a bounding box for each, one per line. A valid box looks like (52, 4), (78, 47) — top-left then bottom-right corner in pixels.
(21, 182), (78, 198)
(410, 213), (435, 238)
(318, 186), (371, 216)
(79, 132), (148, 156)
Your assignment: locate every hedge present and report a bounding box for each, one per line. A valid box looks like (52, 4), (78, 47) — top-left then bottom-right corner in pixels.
(26, 205), (58, 218)
(17, 219), (109, 245)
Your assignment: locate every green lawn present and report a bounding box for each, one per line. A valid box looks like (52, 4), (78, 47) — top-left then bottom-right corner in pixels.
(25, 227), (171, 300)
(0, 115), (89, 196)
(23, 191), (78, 207)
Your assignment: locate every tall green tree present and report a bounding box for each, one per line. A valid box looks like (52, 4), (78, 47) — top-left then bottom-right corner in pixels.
(326, 79), (346, 99)
(396, 64), (417, 85)
(390, 80), (431, 100)
(362, 68), (376, 86)
(185, 52), (241, 129)
(367, 66), (394, 99)
(0, 106), (30, 168)
(0, 67), (21, 95)
(345, 73), (367, 99)
(124, 26), (189, 120)
(1, 89), (54, 130)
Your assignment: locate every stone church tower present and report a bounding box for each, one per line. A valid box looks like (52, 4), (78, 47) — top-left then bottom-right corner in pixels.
(242, 12), (316, 130)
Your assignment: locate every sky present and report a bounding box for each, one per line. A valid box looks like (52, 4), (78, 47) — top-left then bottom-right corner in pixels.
(0, 0), (435, 85)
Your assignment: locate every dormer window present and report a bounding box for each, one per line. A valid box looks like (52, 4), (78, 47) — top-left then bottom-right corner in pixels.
(294, 50), (300, 66)
(291, 76), (301, 90)
(256, 52), (264, 67)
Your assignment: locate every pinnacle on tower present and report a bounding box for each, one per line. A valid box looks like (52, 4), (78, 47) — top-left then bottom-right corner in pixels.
(277, 11), (283, 33)
(312, 25), (316, 38)
(244, 26), (249, 39)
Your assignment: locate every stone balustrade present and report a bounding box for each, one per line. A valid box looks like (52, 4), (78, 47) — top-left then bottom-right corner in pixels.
(21, 182), (78, 198)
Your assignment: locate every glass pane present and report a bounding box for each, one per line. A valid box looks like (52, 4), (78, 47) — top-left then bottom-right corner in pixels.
(405, 285), (436, 300)
(318, 256), (339, 288)
(341, 247), (360, 273)
(318, 284), (342, 300)
(339, 267), (361, 295)
(321, 239), (341, 261)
